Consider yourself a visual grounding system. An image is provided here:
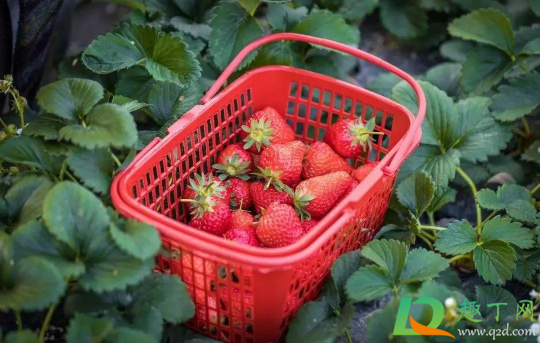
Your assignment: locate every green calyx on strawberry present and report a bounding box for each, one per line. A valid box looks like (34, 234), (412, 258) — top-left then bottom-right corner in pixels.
(287, 187), (315, 221)
(187, 173), (226, 199)
(213, 153), (251, 180)
(348, 118), (380, 151)
(253, 166), (285, 190)
(181, 195), (220, 219)
(242, 118), (273, 152)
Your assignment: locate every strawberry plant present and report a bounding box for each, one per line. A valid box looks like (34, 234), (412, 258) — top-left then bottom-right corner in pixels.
(1, 0), (540, 342)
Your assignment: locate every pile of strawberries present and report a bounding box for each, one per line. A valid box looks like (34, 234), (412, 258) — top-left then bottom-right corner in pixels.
(181, 107), (382, 248)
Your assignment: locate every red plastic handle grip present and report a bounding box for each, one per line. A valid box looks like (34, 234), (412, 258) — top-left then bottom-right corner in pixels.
(202, 33), (426, 174)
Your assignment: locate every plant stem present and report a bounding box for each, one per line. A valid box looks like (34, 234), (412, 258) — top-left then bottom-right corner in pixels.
(419, 225), (446, 231)
(449, 254), (470, 264)
(521, 117), (531, 137)
(0, 117), (9, 131)
(39, 304), (56, 342)
(344, 328), (353, 343)
(525, 280), (538, 290)
(531, 182), (540, 196)
(456, 166), (482, 227)
(64, 170), (78, 183)
(417, 233), (433, 249)
(110, 151), (122, 168)
(476, 210), (499, 231)
(420, 230), (436, 240)
(14, 309), (22, 330)
(427, 212), (435, 226)
(59, 160), (67, 181)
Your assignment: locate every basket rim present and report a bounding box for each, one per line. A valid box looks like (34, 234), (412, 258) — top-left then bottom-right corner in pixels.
(111, 65), (418, 269)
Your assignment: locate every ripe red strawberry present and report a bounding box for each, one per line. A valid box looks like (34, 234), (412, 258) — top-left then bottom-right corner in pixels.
(183, 173), (229, 203)
(213, 143), (253, 179)
(258, 140), (306, 187)
(256, 203), (303, 248)
(342, 180), (360, 198)
(249, 181), (293, 214)
(241, 107), (295, 154)
(224, 227), (260, 247)
(293, 171), (354, 219)
(324, 118), (382, 158)
(186, 196), (231, 236)
(302, 141), (352, 179)
(229, 210), (255, 230)
(301, 219), (319, 234)
(351, 162), (377, 183)
(226, 178), (252, 210)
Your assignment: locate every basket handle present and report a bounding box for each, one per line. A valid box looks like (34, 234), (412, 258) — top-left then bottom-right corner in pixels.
(201, 33), (426, 175)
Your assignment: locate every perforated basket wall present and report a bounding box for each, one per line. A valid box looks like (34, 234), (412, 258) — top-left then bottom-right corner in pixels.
(112, 65), (417, 343)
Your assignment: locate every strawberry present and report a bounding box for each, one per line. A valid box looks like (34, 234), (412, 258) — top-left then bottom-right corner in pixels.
(213, 143), (253, 180)
(351, 162), (377, 183)
(301, 219), (319, 234)
(183, 173), (229, 203)
(241, 107), (295, 154)
(324, 118), (382, 158)
(229, 209), (255, 230)
(293, 171), (354, 219)
(224, 227), (260, 247)
(249, 181), (293, 214)
(185, 195), (231, 236)
(302, 141), (352, 179)
(342, 180), (360, 198)
(226, 178), (252, 210)
(256, 203), (303, 248)
(258, 140), (306, 187)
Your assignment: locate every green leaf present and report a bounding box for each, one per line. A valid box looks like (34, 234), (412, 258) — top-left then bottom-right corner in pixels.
(427, 187), (457, 213)
(522, 140), (540, 165)
(293, 10), (360, 47)
(129, 274), (195, 323)
(37, 79), (104, 120)
(453, 97), (512, 163)
(486, 155), (525, 184)
(401, 248), (449, 283)
(477, 184), (536, 223)
(23, 114), (65, 141)
(110, 219), (160, 261)
(68, 148), (114, 194)
(4, 330), (39, 343)
(0, 136), (52, 172)
(379, 0), (428, 39)
(209, 1), (263, 70)
(5, 175), (53, 224)
(461, 46), (513, 95)
(12, 220), (85, 278)
(105, 328), (156, 343)
(130, 307), (163, 341)
(366, 299), (400, 343)
(491, 73), (540, 121)
(392, 81), (457, 147)
(330, 250), (362, 302)
(238, 0), (260, 15)
(481, 216), (534, 249)
(98, 0), (145, 13)
(147, 82), (202, 126)
(532, 0), (540, 17)
(0, 256), (66, 311)
(362, 239), (407, 282)
(473, 240), (516, 285)
(267, 4), (308, 31)
(396, 172), (434, 216)
(338, 0), (378, 21)
(60, 103), (137, 149)
(513, 249), (540, 282)
(522, 38), (540, 54)
(83, 25), (201, 87)
(169, 17), (212, 41)
(476, 285), (517, 324)
(346, 265), (393, 302)
(111, 95), (149, 112)
(116, 67), (156, 103)
(434, 220), (477, 255)
(43, 181), (110, 250)
(66, 313), (114, 343)
(398, 144), (461, 189)
(366, 73), (401, 98)
(0, 232), (12, 285)
(440, 39), (474, 63)
(424, 63), (462, 96)
(448, 9), (514, 54)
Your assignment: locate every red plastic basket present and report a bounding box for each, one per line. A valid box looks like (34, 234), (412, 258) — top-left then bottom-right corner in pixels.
(111, 33), (425, 343)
